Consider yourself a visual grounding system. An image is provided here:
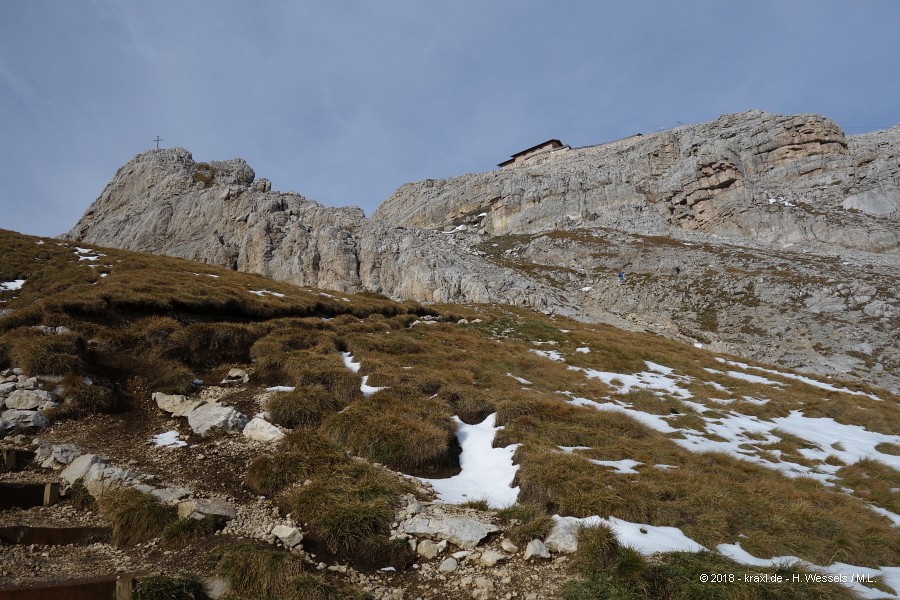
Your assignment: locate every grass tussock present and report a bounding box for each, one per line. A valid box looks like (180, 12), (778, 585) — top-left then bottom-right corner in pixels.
(279, 460), (411, 557)
(7, 331), (84, 375)
(496, 502), (555, 544)
(212, 542), (367, 600)
(245, 428), (347, 497)
(162, 516), (220, 548)
(60, 375), (116, 413)
(67, 478), (97, 512)
(836, 459), (900, 516)
(267, 388), (345, 429)
(323, 385), (456, 474)
(100, 487), (177, 546)
(132, 574), (206, 600)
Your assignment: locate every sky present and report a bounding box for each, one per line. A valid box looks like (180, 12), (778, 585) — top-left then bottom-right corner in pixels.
(1, 1), (899, 237)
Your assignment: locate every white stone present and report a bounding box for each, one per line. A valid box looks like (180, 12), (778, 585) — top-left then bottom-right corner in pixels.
(187, 403), (248, 435)
(36, 443), (80, 469)
(524, 539), (551, 559)
(83, 464), (142, 497)
(150, 486), (192, 503)
(1, 409), (49, 430)
(501, 539), (519, 553)
(272, 524), (304, 548)
(61, 453), (109, 484)
(438, 557), (458, 572)
(479, 550), (506, 567)
(226, 368), (249, 383)
(153, 392), (204, 417)
(544, 518), (581, 554)
(178, 498), (236, 521)
(242, 416), (285, 443)
(200, 576), (230, 600)
(5, 389), (53, 410)
(416, 539), (441, 559)
(400, 514), (499, 550)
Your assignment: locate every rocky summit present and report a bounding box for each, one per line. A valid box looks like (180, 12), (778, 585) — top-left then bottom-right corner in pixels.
(66, 110), (900, 393)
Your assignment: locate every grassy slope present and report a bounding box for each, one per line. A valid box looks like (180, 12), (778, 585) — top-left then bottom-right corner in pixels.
(2, 228), (898, 598)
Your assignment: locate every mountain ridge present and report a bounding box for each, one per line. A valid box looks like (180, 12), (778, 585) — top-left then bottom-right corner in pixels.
(64, 110), (900, 393)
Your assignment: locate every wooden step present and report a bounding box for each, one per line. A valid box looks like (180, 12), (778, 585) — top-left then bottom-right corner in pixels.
(2, 448), (36, 471)
(0, 525), (110, 545)
(0, 482), (59, 510)
(0, 575), (129, 600)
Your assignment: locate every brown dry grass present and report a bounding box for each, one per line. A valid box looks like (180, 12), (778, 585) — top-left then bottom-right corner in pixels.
(99, 487), (177, 546)
(3, 228), (899, 582)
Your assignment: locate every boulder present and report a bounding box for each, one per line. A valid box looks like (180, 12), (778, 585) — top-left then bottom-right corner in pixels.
(187, 403), (248, 435)
(61, 453), (109, 484)
(400, 514), (499, 550)
(501, 538), (519, 553)
(272, 524), (304, 548)
(416, 539), (441, 559)
(438, 557), (458, 572)
(524, 539), (551, 559)
(178, 498), (236, 522)
(5, 389), (53, 410)
(544, 516), (583, 554)
(153, 392), (203, 417)
(1, 409), (50, 430)
(478, 550), (506, 567)
(35, 442), (80, 469)
(242, 416), (285, 443)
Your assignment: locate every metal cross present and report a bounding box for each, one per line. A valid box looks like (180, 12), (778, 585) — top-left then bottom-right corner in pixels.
(153, 136), (163, 149)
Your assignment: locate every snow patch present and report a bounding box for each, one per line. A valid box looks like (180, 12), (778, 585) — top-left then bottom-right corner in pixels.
(715, 357), (881, 401)
(341, 351), (361, 373)
(152, 430), (187, 448)
(506, 373), (532, 385)
(553, 515), (706, 555)
(248, 289), (285, 298)
(0, 279), (25, 291)
(360, 375), (386, 397)
(569, 361), (693, 399)
(589, 459), (642, 474)
(530, 349), (565, 362)
(718, 542), (899, 600)
(421, 413), (520, 506)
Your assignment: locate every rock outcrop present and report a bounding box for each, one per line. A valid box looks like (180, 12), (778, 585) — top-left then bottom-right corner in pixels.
(65, 148), (562, 310)
(65, 111), (900, 392)
(374, 111), (900, 253)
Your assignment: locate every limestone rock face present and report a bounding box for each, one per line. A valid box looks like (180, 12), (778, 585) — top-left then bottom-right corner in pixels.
(374, 111), (900, 253)
(65, 148), (562, 311)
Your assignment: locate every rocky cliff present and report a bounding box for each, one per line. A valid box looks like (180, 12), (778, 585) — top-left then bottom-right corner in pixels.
(66, 148), (562, 310)
(66, 111), (900, 392)
(374, 110), (900, 252)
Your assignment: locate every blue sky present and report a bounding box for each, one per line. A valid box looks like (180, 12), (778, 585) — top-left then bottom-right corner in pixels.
(1, 1), (899, 236)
